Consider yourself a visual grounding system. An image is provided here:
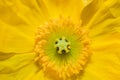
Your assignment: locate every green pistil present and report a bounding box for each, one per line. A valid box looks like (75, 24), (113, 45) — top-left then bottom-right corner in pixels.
(55, 37), (71, 54)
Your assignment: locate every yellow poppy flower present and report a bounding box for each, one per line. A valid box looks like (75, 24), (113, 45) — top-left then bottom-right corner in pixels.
(0, 0), (120, 80)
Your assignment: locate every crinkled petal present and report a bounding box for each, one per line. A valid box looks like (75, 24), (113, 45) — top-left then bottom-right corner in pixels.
(0, 52), (35, 73)
(0, 63), (39, 80)
(109, 0), (120, 17)
(89, 17), (120, 38)
(78, 32), (120, 80)
(79, 47), (120, 80)
(79, 0), (120, 79)
(82, 0), (93, 6)
(30, 70), (49, 80)
(1, 0), (84, 26)
(41, 0), (84, 22)
(14, 62), (38, 80)
(0, 0), (51, 53)
(80, 11), (120, 80)
(0, 21), (34, 53)
(81, 0), (104, 26)
(80, 19), (120, 80)
(0, 0), (50, 39)
(81, 0), (120, 27)
(0, 0), (48, 26)
(0, 52), (39, 80)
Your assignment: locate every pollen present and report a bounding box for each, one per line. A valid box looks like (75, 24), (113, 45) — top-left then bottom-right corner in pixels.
(34, 17), (91, 80)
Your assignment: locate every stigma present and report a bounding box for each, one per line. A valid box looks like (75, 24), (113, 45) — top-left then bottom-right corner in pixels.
(55, 37), (71, 54)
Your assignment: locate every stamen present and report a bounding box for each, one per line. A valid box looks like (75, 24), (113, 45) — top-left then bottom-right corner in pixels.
(34, 17), (91, 80)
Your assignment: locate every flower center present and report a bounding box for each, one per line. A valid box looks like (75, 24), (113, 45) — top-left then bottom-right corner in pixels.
(55, 37), (71, 54)
(34, 17), (91, 80)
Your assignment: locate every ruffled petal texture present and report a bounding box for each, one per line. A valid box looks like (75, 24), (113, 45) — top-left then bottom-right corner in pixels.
(0, 0), (84, 53)
(0, 0), (44, 53)
(0, 52), (39, 80)
(0, 0), (120, 80)
(80, 0), (120, 80)
(0, 0), (50, 79)
(41, 0), (84, 22)
(0, 0), (85, 80)
(0, 21), (34, 53)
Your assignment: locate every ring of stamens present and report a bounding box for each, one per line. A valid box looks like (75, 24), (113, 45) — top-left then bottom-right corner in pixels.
(34, 17), (91, 80)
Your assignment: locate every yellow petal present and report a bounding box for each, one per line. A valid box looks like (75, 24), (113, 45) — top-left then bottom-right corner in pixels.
(79, 48), (120, 80)
(81, 0), (104, 26)
(0, 52), (15, 60)
(89, 16), (120, 57)
(89, 17), (120, 38)
(91, 29), (120, 60)
(41, 0), (84, 22)
(0, 74), (15, 80)
(14, 62), (38, 80)
(0, 20), (34, 53)
(0, 52), (44, 80)
(79, 26), (120, 79)
(82, 0), (92, 6)
(31, 70), (49, 80)
(0, 0), (50, 39)
(109, 0), (120, 17)
(0, 63), (38, 80)
(79, 22), (120, 79)
(81, 0), (120, 27)
(0, 52), (35, 74)
(91, 32), (120, 51)
(0, 0), (48, 26)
